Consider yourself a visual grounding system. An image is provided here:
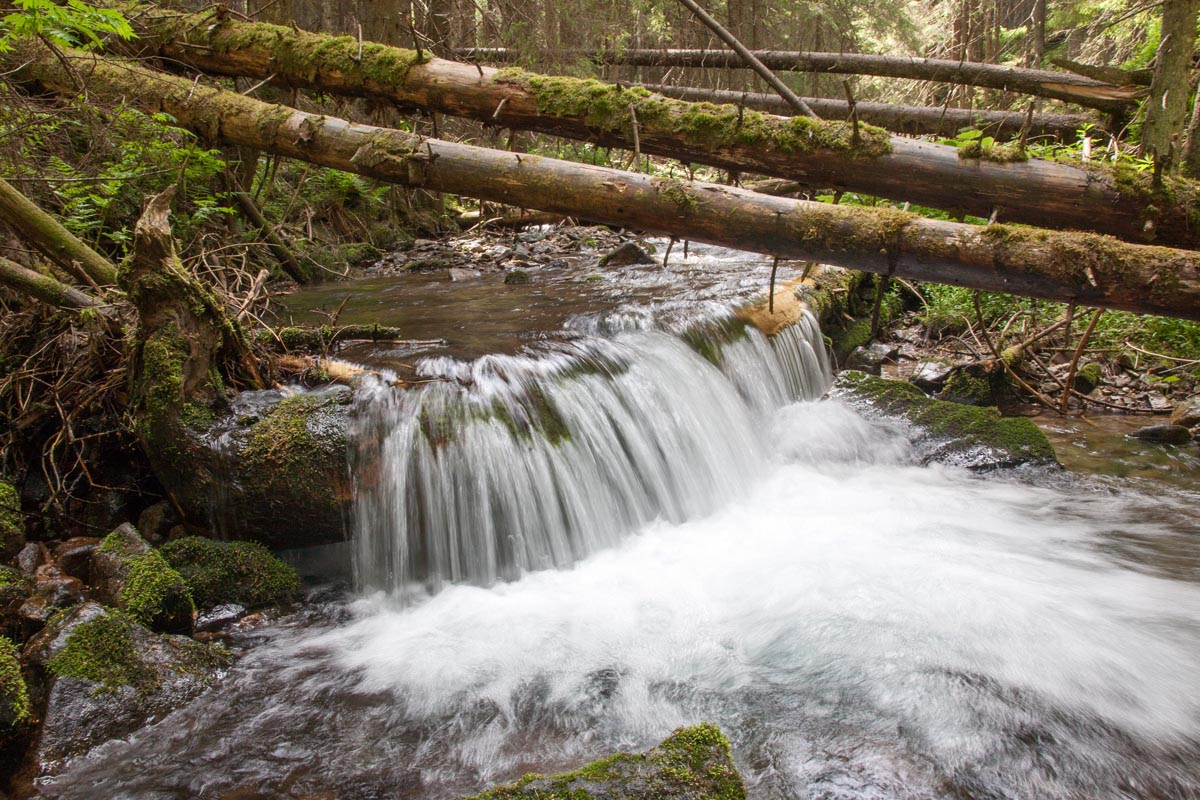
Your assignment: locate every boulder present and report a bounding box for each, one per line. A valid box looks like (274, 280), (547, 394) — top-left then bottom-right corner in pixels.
(91, 524), (194, 633)
(598, 241), (654, 267)
(29, 603), (230, 774)
(52, 537), (99, 583)
(833, 371), (1060, 470)
(1128, 424), (1193, 445)
(18, 564), (85, 634)
(1170, 396), (1200, 428)
(465, 723), (746, 800)
(136, 501), (179, 545)
(909, 360), (956, 392)
(0, 481), (24, 562)
(159, 536), (299, 611)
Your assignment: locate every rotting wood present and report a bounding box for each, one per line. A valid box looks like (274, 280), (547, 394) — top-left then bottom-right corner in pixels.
(0, 177), (119, 288)
(454, 47), (1146, 113)
(10, 41), (1200, 322)
(112, 10), (1200, 249)
(0, 255), (101, 309)
(635, 83), (1093, 141)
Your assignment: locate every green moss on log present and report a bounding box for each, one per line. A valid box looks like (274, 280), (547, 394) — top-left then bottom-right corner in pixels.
(160, 536), (299, 609)
(468, 723), (745, 800)
(496, 69), (891, 159)
(0, 635), (30, 732)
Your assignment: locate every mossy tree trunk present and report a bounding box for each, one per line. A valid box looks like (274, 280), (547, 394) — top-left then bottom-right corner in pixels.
(117, 8), (1200, 249)
(0, 178), (118, 288)
(0, 256), (101, 310)
(1141, 0), (1200, 162)
(10, 40), (1200, 321)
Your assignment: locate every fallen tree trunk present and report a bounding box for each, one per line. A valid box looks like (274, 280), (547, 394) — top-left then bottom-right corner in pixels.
(454, 47), (1145, 113)
(635, 83), (1094, 141)
(119, 10), (1200, 249)
(10, 42), (1200, 321)
(0, 255), (101, 309)
(0, 177), (119, 288)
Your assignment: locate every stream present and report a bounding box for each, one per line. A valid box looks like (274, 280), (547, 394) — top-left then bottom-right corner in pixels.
(37, 244), (1200, 799)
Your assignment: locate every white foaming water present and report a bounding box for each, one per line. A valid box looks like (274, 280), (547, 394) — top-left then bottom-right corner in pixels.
(38, 315), (1200, 800)
(351, 314), (831, 595)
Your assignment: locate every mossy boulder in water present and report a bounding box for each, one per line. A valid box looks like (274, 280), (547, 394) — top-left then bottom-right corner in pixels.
(92, 524), (194, 633)
(29, 602), (229, 773)
(160, 536), (299, 610)
(834, 371), (1059, 470)
(467, 723), (746, 800)
(0, 480), (24, 562)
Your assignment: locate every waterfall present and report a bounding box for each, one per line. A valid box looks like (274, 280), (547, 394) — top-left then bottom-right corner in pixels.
(351, 312), (831, 596)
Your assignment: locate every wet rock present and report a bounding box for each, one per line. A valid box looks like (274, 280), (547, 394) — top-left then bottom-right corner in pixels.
(466, 723), (745, 800)
(909, 360), (956, 392)
(845, 343), (899, 375)
(195, 603), (247, 633)
(1128, 424), (1193, 445)
(1148, 393), (1172, 412)
(834, 371), (1059, 470)
(1171, 396), (1200, 428)
(14, 542), (43, 577)
(137, 501), (179, 545)
(0, 481), (24, 562)
(52, 537), (99, 583)
(448, 267), (482, 282)
(504, 269), (531, 285)
(160, 536), (298, 611)
(0, 566), (30, 637)
(30, 603), (229, 774)
(91, 524), (194, 633)
(1072, 362), (1103, 394)
(598, 241), (654, 268)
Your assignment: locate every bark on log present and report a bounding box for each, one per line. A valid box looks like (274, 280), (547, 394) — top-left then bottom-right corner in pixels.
(635, 83), (1094, 141)
(116, 11), (1200, 249)
(454, 47), (1146, 113)
(0, 177), (118, 288)
(11, 42), (1200, 322)
(0, 255), (101, 309)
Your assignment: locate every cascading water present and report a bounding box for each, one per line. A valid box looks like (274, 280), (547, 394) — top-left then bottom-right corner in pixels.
(352, 313), (831, 596)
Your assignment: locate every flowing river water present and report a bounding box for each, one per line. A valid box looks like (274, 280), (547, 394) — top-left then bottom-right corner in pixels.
(37, 244), (1200, 799)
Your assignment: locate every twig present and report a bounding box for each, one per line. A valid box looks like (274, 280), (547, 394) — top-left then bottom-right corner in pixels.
(768, 256), (780, 313)
(1060, 308), (1104, 413)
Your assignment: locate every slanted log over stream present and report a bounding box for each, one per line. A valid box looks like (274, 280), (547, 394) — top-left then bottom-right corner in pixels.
(8, 41), (1200, 321)
(118, 9), (1200, 249)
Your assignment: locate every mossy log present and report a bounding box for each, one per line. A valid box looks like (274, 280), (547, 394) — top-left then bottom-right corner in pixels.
(636, 83), (1094, 141)
(0, 178), (118, 288)
(456, 47), (1144, 113)
(9, 41), (1200, 321)
(116, 10), (1200, 249)
(0, 255), (100, 309)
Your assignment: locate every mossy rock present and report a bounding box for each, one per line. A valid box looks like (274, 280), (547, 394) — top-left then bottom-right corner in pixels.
(37, 603), (230, 773)
(0, 635), (31, 736)
(0, 480), (24, 561)
(468, 723), (746, 800)
(834, 371), (1059, 470)
(0, 565), (29, 610)
(938, 363), (1010, 407)
(160, 536), (299, 610)
(95, 525), (194, 633)
(1072, 362), (1103, 394)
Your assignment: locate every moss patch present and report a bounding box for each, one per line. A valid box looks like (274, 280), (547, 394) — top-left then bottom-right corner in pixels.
(837, 370), (1058, 468)
(0, 635), (30, 732)
(0, 480), (21, 545)
(468, 723), (745, 800)
(46, 611), (156, 694)
(160, 536), (299, 609)
(99, 530), (194, 631)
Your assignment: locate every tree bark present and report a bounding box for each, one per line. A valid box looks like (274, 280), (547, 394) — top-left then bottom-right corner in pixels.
(636, 83), (1093, 140)
(0, 177), (118, 288)
(1141, 0), (1200, 161)
(11, 41), (1200, 322)
(452, 47), (1146, 113)
(117, 11), (1200, 249)
(0, 255), (101, 309)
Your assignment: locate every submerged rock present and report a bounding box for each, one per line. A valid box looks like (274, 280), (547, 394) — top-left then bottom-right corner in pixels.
(467, 723), (746, 800)
(833, 371), (1059, 470)
(30, 602), (229, 774)
(598, 241), (654, 267)
(1128, 424), (1193, 445)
